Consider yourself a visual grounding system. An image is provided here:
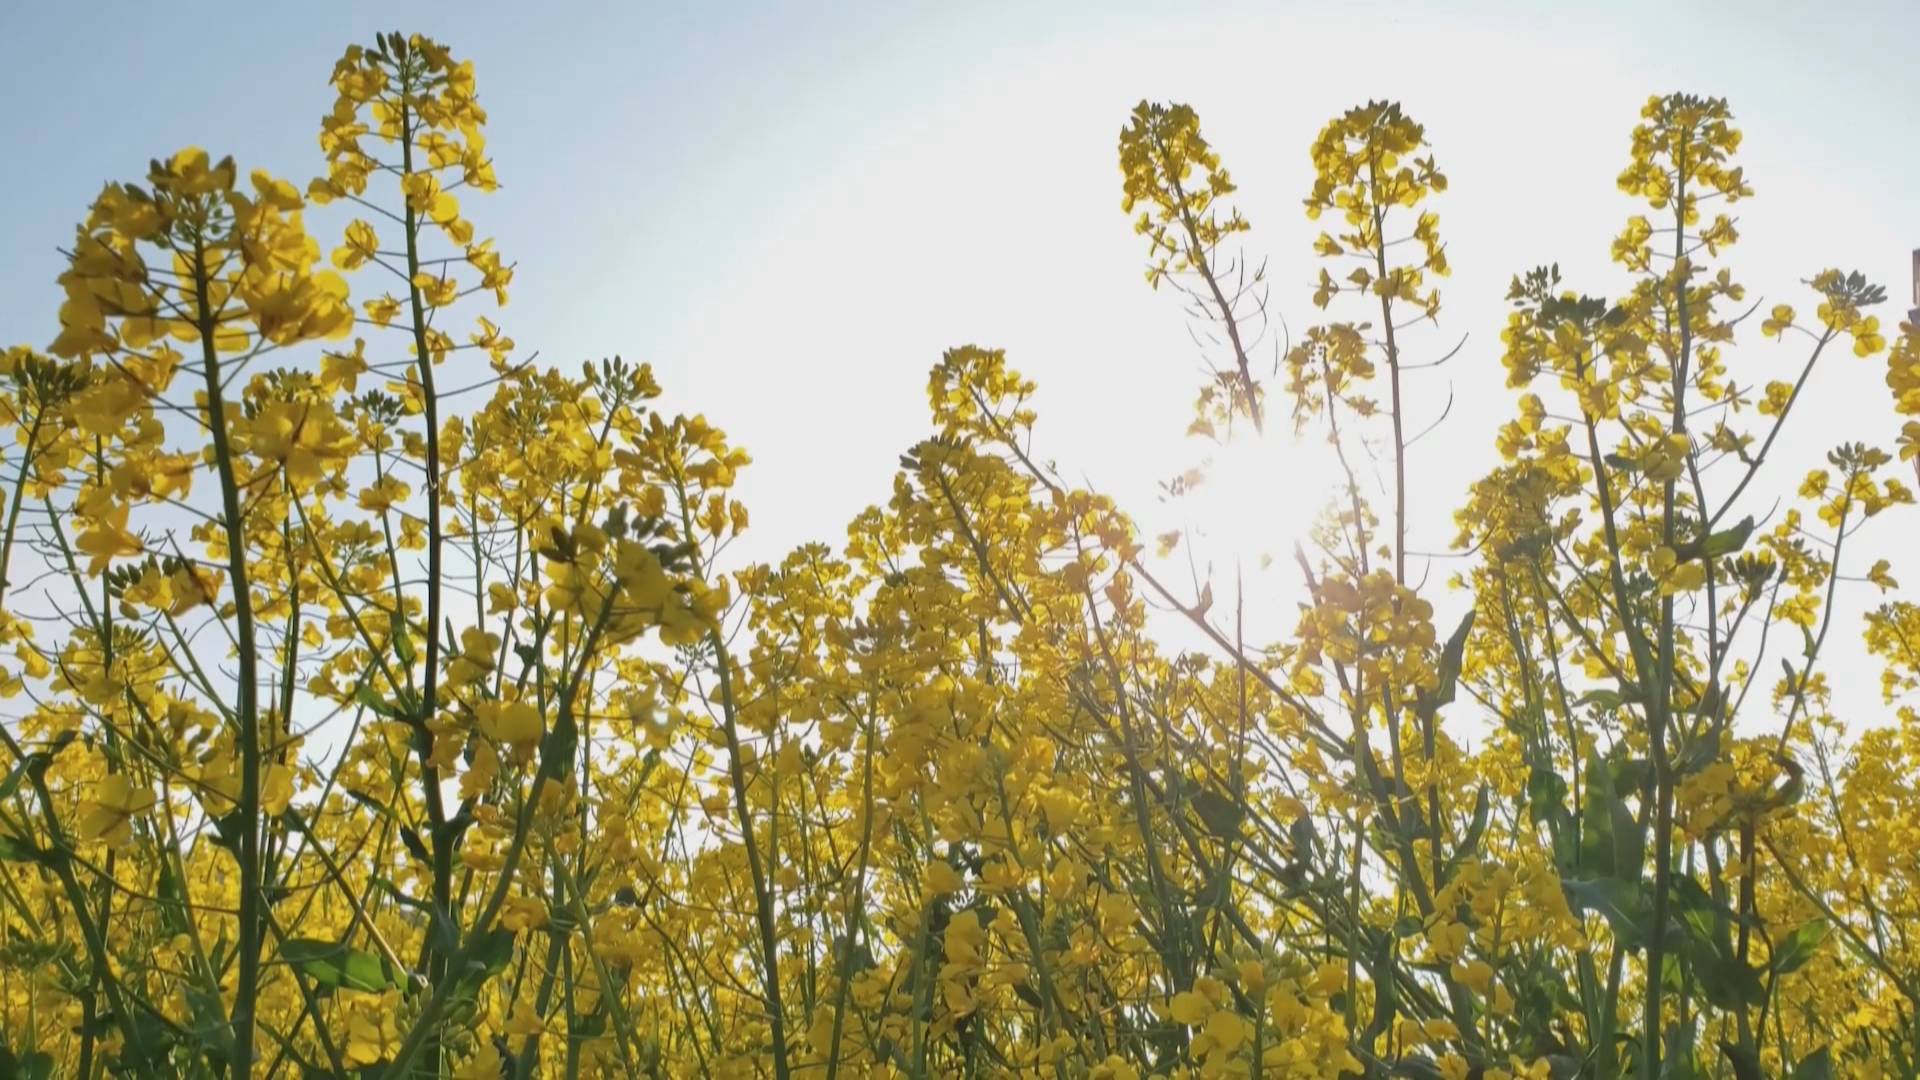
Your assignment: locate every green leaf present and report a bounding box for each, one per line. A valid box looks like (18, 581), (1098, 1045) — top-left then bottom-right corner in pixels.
(1526, 767), (1576, 870)
(344, 787), (398, 824)
(1720, 1042), (1766, 1080)
(449, 926), (517, 1003)
(204, 808), (242, 853)
(1384, 1053), (1447, 1080)
(370, 875), (430, 911)
(470, 928), (516, 976)
(1764, 753), (1807, 811)
(1579, 750), (1645, 885)
(1679, 681), (1725, 720)
(0, 1047), (55, 1080)
(1661, 1015), (1707, 1080)
(398, 826), (431, 867)
(1419, 609), (1475, 718)
(1495, 532), (1549, 562)
(1789, 1045), (1833, 1080)
(182, 981), (229, 1038)
(392, 621), (417, 667)
(1435, 609), (1474, 705)
(1288, 813), (1316, 860)
(1190, 788), (1244, 839)
(1579, 752), (1616, 879)
(280, 938), (398, 993)
(1574, 689), (1623, 711)
(1771, 917), (1831, 975)
(0, 833), (49, 863)
(1696, 949), (1767, 1011)
(0, 732), (78, 806)
(541, 706), (578, 781)
(1609, 756), (1653, 797)
(1675, 725), (1723, 773)
(1562, 876), (1651, 946)
(0, 755), (42, 803)
(1459, 784), (1491, 856)
(355, 684), (400, 719)
(1675, 515), (1755, 563)
(428, 908), (460, 960)
(1613, 787), (1646, 885)
(1666, 876), (1765, 1010)
(1669, 873), (1742, 953)
(1526, 768), (1567, 828)
(573, 1007), (611, 1039)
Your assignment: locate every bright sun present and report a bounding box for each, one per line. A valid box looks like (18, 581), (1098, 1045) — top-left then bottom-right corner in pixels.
(1145, 427), (1350, 612)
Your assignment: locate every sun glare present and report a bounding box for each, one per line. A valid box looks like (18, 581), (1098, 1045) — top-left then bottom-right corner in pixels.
(1152, 426), (1351, 588)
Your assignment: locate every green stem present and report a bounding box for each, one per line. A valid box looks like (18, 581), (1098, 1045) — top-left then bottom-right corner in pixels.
(191, 235), (264, 1079)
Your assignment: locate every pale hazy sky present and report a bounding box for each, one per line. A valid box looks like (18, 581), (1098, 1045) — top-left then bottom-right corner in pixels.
(3, 0), (1916, 730)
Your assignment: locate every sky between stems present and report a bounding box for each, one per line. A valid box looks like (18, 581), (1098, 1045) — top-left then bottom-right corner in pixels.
(2, 0), (1916, 740)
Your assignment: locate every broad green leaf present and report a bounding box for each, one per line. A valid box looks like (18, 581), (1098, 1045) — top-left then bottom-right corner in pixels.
(0, 1047), (54, 1080)
(392, 621), (417, 667)
(1674, 515), (1755, 563)
(1526, 768), (1567, 827)
(1608, 756), (1653, 797)
(1190, 788), (1245, 839)
(451, 927), (517, 1001)
(279, 938), (398, 993)
(1669, 873), (1743, 957)
(0, 834), (48, 863)
(1429, 609), (1474, 712)
(541, 707), (578, 781)
(1771, 917), (1831, 975)
(428, 907), (460, 959)
(344, 787), (399, 824)
(1790, 1046), (1833, 1080)
(1459, 783), (1491, 856)
(1703, 516), (1756, 558)
(1579, 750), (1645, 882)
(1765, 753), (1807, 811)
(1575, 689), (1623, 710)
(1575, 750), (1646, 885)
(0, 755), (42, 802)
(1695, 950), (1766, 1011)
(1721, 1042), (1766, 1080)
(355, 684), (400, 719)
(1288, 813), (1316, 859)
(1561, 876), (1648, 945)
(1412, 605), (1475, 725)
(1613, 784), (1645, 884)
(0, 731), (79, 807)
(370, 875), (430, 911)
(205, 808), (243, 853)
(398, 826), (430, 867)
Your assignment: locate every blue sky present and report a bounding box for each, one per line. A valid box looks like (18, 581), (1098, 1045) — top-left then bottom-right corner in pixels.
(3, 0), (1918, 725)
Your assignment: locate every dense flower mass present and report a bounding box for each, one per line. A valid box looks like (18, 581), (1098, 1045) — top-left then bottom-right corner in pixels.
(1, 34), (1917, 1080)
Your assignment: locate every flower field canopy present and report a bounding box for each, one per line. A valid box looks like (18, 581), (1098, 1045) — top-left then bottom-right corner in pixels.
(2, 29), (1919, 1080)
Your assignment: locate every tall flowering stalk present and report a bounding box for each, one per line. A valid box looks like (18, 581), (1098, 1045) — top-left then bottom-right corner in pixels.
(0, 35), (1916, 1080)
